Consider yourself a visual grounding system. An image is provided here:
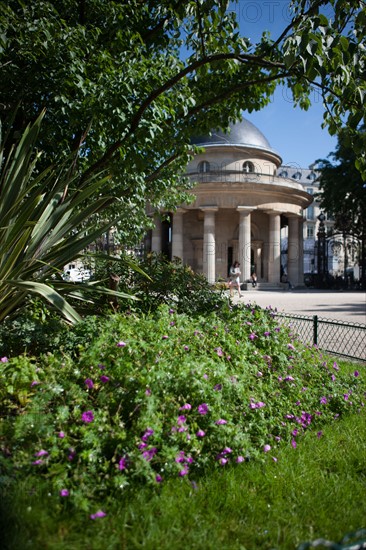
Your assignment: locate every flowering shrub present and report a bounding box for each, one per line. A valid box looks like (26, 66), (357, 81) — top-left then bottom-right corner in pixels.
(0, 303), (364, 513)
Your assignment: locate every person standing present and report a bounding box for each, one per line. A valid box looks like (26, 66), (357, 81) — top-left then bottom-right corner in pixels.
(229, 261), (242, 298)
(251, 272), (257, 287)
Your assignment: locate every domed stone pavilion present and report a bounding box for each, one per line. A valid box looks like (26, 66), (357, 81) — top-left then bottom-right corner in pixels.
(148, 118), (313, 287)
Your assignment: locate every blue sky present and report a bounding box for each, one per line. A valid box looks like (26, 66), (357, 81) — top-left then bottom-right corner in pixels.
(228, 0), (338, 168)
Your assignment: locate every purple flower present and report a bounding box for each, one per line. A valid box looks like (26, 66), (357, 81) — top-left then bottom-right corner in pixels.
(98, 364), (105, 370)
(155, 474), (163, 483)
(257, 371), (263, 377)
(317, 431), (323, 438)
(169, 308), (174, 314)
(196, 429), (205, 437)
(177, 415), (186, 425)
(284, 376), (295, 382)
(142, 447), (157, 461)
(320, 396), (327, 405)
(1, 356), (8, 363)
(291, 439), (297, 449)
(236, 456), (245, 463)
(170, 321), (175, 326)
(31, 380), (40, 387)
(354, 370), (360, 377)
(84, 378), (94, 389)
(184, 345), (189, 351)
(214, 383), (222, 391)
(90, 511), (107, 520)
(333, 362), (339, 371)
(263, 444), (271, 453)
(117, 341), (126, 347)
(287, 343), (295, 350)
(141, 428), (154, 441)
(215, 419), (227, 425)
(179, 403), (192, 411)
(58, 431), (65, 438)
(179, 468), (189, 477)
(215, 347), (224, 357)
(60, 489), (69, 497)
(272, 457), (278, 462)
(100, 375), (109, 383)
(35, 449), (48, 457)
(249, 333), (257, 340)
(81, 410), (94, 423)
(119, 457), (128, 470)
(198, 403), (209, 415)
(219, 458), (228, 466)
(68, 449), (76, 461)
(32, 459), (43, 465)
(263, 331), (271, 337)
(222, 447), (232, 454)
(175, 451), (186, 463)
(145, 388), (151, 396)
(162, 335), (168, 340)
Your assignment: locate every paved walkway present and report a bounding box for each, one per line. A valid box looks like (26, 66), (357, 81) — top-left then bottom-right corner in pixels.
(231, 288), (366, 325)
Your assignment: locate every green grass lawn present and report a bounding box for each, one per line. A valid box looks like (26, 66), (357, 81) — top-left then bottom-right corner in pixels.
(1, 411), (365, 550)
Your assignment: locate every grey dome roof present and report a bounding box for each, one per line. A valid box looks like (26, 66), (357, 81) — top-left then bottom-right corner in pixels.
(191, 118), (277, 155)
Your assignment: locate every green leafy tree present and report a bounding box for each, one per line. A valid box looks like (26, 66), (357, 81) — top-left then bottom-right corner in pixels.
(1, 1), (366, 244)
(317, 127), (366, 287)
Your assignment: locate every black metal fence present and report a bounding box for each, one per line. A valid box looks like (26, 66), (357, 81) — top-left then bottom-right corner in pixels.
(275, 313), (366, 362)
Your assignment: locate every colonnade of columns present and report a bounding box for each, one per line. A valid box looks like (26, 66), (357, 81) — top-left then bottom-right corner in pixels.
(151, 207), (303, 286)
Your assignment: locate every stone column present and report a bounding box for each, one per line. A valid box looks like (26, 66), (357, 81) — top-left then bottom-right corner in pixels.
(201, 207), (218, 283)
(237, 207), (255, 283)
(252, 240), (263, 279)
(151, 215), (162, 254)
(288, 215), (301, 286)
(266, 211), (281, 283)
(298, 217), (304, 284)
(171, 208), (186, 261)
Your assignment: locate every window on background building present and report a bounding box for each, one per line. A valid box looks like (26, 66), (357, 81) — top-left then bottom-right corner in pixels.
(307, 225), (315, 238)
(306, 206), (314, 220)
(307, 172), (317, 181)
(243, 161), (255, 173)
(293, 171), (302, 180)
(198, 160), (210, 173)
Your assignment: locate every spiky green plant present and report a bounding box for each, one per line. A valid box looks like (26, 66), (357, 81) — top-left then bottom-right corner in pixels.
(0, 110), (134, 323)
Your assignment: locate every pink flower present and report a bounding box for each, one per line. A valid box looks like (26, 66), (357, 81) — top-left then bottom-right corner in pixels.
(179, 403), (192, 411)
(162, 335), (168, 340)
(198, 403), (209, 415)
(1, 356), (8, 363)
(291, 439), (297, 449)
(236, 456), (245, 463)
(60, 489), (69, 497)
(35, 449), (48, 457)
(215, 419), (227, 425)
(215, 347), (224, 357)
(84, 378), (94, 389)
(31, 380), (40, 387)
(184, 345), (189, 351)
(263, 444), (271, 453)
(196, 429), (205, 437)
(177, 415), (186, 425)
(58, 431), (65, 438)
(100, 375), (109, 383)
(320, 396), (327, 405)
(81, 410), (94, 423)
(219, 458), (228, 465)
(119, 457), (128, 470)
(179, 468), (189, 477)
(32, 459), (43, 465)
(145, 388), (151, 396)
(249, 333), (257, 340)
(90, 511), (107, 520)
(287, 344), (295, 350)
(117, 341), (126, 347)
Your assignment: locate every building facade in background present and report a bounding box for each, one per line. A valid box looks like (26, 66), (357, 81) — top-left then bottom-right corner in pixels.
(147, 119), (313, 286)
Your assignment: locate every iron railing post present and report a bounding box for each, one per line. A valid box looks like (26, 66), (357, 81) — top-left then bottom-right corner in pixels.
(313, 315), (318, 346)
